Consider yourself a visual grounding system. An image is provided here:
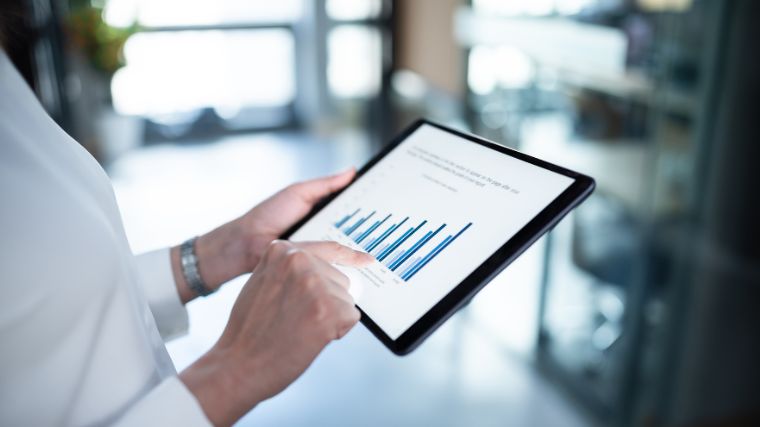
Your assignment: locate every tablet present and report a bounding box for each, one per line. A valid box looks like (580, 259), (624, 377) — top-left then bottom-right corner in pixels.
(282, 120), (595, 355)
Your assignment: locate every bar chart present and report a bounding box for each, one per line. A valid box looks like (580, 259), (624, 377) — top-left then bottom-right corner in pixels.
(335, 208), (473, 281)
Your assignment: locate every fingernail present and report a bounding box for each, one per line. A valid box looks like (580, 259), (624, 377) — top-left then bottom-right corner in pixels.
(359, 252), (374, 264)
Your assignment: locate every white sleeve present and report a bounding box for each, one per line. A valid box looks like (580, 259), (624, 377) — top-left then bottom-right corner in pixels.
(113, 377), (212, 426)
(134, 248), (189, 341)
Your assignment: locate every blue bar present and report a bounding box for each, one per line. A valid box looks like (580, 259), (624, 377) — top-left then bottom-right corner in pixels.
(344, 210), (375, 236)
(402, 236), (451, 280)
(400, 256), (422, 277)
(366, 217), (409, 253)
(377, 220), (427, 262)
(342, 211), (365, 235)
(376, 228), (413, 260)
(404, 222), (472, 281)
(335, 208), (359, 228)
(390, 223), (446, 271)
(364, 237), (376, 250)
(386, 250), (406, 267)
(355, 220), (379, 242)
(389, 232), (431, 270)
(336, 215), (350, 228)
(374, 243), (390, 257)
(355, 214), (391, 244)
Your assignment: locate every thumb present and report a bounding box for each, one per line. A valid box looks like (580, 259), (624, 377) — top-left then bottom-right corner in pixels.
(291, 168), (356, 204)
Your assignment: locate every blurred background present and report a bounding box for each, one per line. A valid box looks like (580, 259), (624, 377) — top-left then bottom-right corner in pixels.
(3, 0), (759, 425)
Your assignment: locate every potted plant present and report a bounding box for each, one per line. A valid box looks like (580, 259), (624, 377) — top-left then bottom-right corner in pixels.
(66, 0), (141, 164)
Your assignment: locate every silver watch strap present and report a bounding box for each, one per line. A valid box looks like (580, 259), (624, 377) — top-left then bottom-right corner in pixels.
(180, 236), (213, 297)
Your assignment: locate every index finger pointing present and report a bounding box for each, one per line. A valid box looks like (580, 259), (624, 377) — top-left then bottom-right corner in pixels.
(291, 241), (373, 267)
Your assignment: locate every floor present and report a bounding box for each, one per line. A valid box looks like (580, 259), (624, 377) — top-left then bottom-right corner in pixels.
(109, 130), (594, 427)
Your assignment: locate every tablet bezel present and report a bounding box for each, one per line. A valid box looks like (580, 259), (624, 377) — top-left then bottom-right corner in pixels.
(281, 119), (595, 355)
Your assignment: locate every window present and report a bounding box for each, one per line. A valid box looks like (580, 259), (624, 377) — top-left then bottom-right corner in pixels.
(112, 30), (295, 116)
(327, 26), (382, 99)
(105, 1), (301, 131)
(105, 0), (302, 27)
(104, 0), (392, 135)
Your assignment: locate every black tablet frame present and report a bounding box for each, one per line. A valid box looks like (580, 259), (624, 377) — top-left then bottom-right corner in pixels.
(281, 119), (595, 355)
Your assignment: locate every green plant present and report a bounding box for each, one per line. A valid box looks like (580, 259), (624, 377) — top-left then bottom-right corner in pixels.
(66, 2), (137, 76)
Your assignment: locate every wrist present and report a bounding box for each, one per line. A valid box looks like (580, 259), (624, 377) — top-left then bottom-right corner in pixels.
(195, 221), (250, 285)
(171, 220), (251, 304)
(200, 217), (255, 283)
(180, 347), (263, 427)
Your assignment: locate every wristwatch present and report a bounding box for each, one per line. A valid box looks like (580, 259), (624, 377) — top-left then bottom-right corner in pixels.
(180, 236), (213, 297)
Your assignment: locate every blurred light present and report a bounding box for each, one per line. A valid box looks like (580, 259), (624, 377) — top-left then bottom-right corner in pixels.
(495, 46), (535, 88)
(112, 30), (295, 116)
(472, 0), (555, 17)
(467, 46), (497, 96)
(391, 70), (428, 101)
(104, 0), (137, 28)
(523, 0), (557, 16)
(555, 0), (595, 15)
(467, 46), (534, 96)
(472, 0), (594, 16)
(326, 0), (382, 21)
(598, 289), (625, 322)
(591, 322), (620, 350)
(104, 0), (301, 27)
(213, 105), (242, 120)
(327, 26), (382, 99)
(638, 0), (693, 12)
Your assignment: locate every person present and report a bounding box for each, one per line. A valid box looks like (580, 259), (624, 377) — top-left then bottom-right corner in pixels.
(0, 25), (372, 427)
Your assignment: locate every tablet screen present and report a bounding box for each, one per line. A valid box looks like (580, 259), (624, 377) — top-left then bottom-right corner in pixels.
(290, 124), (574, 339)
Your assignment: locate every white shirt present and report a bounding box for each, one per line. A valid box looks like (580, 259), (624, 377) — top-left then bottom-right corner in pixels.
(0, 50), (211, 426)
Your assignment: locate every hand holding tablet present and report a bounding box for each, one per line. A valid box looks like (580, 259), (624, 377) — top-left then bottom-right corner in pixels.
(282, 120), (594, 354)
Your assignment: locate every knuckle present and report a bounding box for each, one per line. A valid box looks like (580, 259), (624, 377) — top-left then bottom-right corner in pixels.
(309, 298), (331, 322)
(301, 274), (321, 290)
(269, 239), (286, 248)
(284, 249), (308, 268)
(335, 310), (359, 340)
(268, 239), (289, 255)
(259, 241), (281, 265)
(341, 305), (360, 324)
(335, 271), (350, 288)
(336, 326), (350, 340)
